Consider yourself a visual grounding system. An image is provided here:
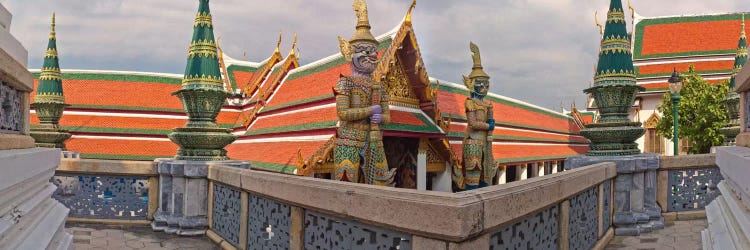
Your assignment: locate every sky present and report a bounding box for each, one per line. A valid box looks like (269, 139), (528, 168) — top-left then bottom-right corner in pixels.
(2, 0), (748, 111)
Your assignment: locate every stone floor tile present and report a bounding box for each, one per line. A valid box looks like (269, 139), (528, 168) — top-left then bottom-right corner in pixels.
(91, 230), (108, 238)
(125, 240), (146, 249)
(90, 238), (108, 247)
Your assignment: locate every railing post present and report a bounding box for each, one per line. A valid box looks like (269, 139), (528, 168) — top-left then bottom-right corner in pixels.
(147, 176), (159, 221)
(239, 192), (248, 250)
(598, 182), (604, 238)
(289, 206), (305, 250)
(559, 200), (570, 250)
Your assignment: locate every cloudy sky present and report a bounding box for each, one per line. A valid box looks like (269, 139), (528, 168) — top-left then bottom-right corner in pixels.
(2, 0), (747, 111)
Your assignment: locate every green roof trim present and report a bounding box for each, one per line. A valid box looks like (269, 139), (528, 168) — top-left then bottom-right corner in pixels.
(79, 153), (170, 161)
(32, 72), (182, 85)
(381, 111), (442, 134)
(245, 121), (337, 136)
(437, 82), (574, 121)
(634, 13), (748, 58)
(62, 104), (185, 113)
(226, 64), (259, 90)
(248, 161), (296, 174)
(443, 113), (579, 135)
(31, 125), (172, 135)
(636, 69), (732, 78)
(262, 94), (334, 113)
(284, 38), (392, 82)
(497, 154), (580, 164)
(447, 132), (588, 144)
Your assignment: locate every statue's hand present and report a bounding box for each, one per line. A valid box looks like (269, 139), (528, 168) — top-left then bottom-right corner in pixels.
(371, 113), (383, 124)
(487, 118), (495, 131)
(370, 105), (382, 114)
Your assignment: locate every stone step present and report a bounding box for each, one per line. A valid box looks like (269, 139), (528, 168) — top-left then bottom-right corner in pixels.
(16, 201), (70, 250)
(716, 181), (750, 248)
(705, 198), (736, 249)
(702, 229), (713, 250)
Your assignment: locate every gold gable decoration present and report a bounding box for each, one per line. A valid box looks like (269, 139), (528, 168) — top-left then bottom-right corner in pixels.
(382, 57), (419, 108)
(644, 112), (660, 129)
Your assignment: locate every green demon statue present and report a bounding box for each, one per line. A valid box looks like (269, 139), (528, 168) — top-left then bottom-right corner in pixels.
(459, 42), (497, 190)
(332, 0), (396, 186)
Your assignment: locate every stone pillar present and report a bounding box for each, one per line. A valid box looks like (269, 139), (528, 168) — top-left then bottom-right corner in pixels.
(530, 163), (539, 178)
(497, 166), (507, 184)
(516, 164), (527, 181)
(431, 162), (452, 192)
(152, 159), (249, 235)
(552, 161), (559, 174)
(566, 153), (663, 236)
(417, 139), (428, 191)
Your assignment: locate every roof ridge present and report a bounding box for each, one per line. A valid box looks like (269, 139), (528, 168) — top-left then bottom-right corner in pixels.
(637, 11), (750, 21)
(29, 69), (184, 79)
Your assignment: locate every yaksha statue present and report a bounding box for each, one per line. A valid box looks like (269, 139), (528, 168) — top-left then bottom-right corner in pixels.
(460, 42), (497, 190)
(332, 0), (396, 186)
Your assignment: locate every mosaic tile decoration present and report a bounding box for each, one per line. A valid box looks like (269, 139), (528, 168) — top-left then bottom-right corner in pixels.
(489, 205), (559, 250)
(602, 179), (612, 233)
(304, 210), (411, 250)
(51, 174), (148, 219)
(0, 81), (23, 133)
(569, 187), (598, 250)
(247, 195), (291, 250)
(668, 168), (723, 212)
(212, 183), (242, 247)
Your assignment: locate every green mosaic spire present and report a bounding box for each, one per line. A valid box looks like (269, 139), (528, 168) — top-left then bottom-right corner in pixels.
(169, 0), (236, 161)
(30, 12), (71, 149)
(580, 0), (645, 156)
(730, 15), (747, 90)
(594, 0), (636, 87)
(35, 13), (64, 104)
(181, 0), (223, 91)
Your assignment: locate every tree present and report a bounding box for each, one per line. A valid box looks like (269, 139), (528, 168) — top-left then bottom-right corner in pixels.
(655, 65), (728, 154)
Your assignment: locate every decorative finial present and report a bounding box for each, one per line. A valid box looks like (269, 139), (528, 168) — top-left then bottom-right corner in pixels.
(742, 14), (746, 37)
(290, 32), (297, 56)
(463, 41), (489, 90)
(51, 12), (56, 32)
(594, 11), (603, 35)
(627, 0), (635, 20)
(275, 31), (282, 54)
(405, 0), (416, 23)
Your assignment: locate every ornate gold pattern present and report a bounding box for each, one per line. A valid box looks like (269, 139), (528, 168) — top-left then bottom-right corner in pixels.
(35, 94), (65, 102)
(644, 112), (660, 129)
(594, 11), (604, 35)
(194, 12), (213, 27)
(45, 48), (58, 58)
(182, 75), (223, 86)
(607, 10), (625, 23)
(382, 57), (419, 107)
(40, 68), (62, 81)
(188, 40), (218, 58)
(337, 36), (353, 61)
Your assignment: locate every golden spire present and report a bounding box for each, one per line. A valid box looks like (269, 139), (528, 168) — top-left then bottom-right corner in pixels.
(49, 12), (56, 39)
(274, 31), (282, 54)
(742, 14), (746, 38)
(289, 32), (297, 56)
(349, 0), (377, 45)
(405, 0), (416, 24)
(594, 11), (603, 36)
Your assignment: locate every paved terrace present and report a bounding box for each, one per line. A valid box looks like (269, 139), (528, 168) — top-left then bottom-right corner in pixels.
(52, 154), (720, 249)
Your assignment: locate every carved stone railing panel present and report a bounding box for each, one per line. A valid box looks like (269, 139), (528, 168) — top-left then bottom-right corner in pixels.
(212, 183), (241, 247)
(668, 168), (723, 212)
(0, 81), (23, 133)
(247, 195), (290, 250)
(603, 179), (612, 233)
(304, 210), (412, 250)
(51, 173), (148, 219)
(569, 187), (598, 250)
(489, 204), (559, 250)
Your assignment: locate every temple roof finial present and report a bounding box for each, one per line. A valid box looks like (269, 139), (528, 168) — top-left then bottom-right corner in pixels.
(179, 0), (224, 91)
(594, 11), (603, 35)
(275, 31), (282, 54)
(729, 13), (748, 89)
(289, 32), (297, 56)
(405, 0), (416, 24)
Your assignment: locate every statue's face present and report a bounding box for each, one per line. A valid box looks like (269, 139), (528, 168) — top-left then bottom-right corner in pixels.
(473, 77), (489, 97)
(351, 43), (378, 74)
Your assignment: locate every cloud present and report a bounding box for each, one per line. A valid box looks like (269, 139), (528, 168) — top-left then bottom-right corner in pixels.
(2, 0), (747, 110)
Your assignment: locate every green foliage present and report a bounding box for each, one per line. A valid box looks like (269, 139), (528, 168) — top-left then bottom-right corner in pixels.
(655, 65), (728, 154)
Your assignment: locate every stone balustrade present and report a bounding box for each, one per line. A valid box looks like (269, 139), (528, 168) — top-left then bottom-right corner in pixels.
(50, 158), (159, 224)
(206, 162), (616, 250)
(657, 154), (722, 220)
